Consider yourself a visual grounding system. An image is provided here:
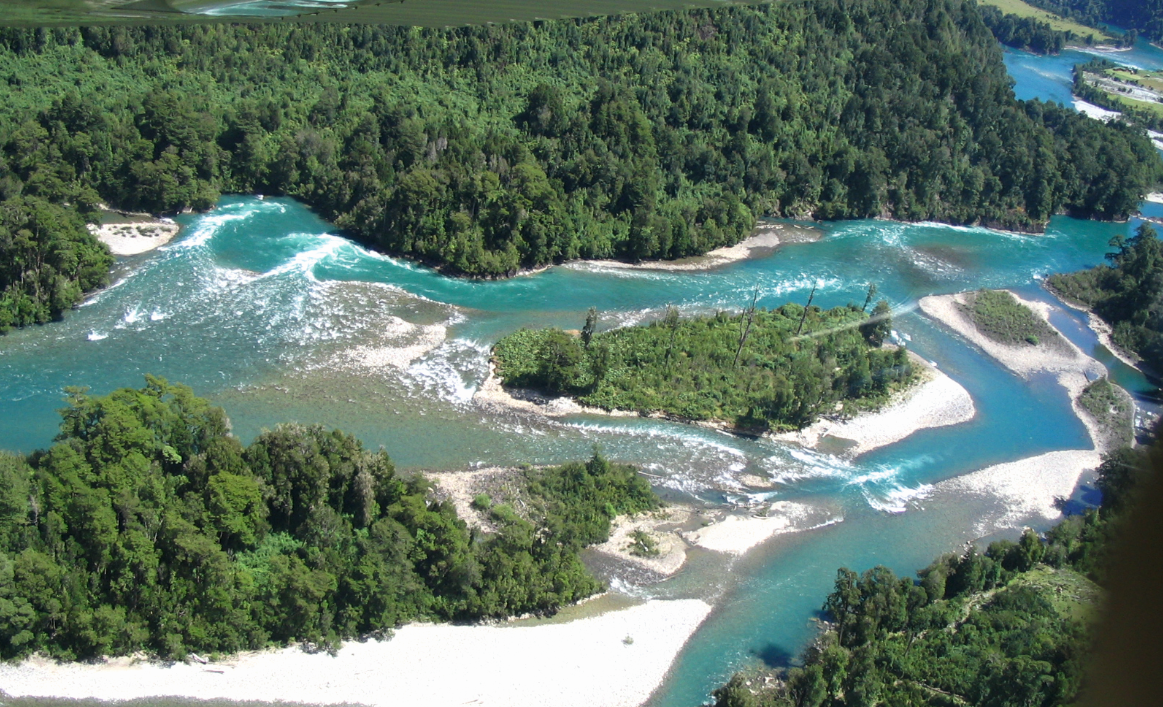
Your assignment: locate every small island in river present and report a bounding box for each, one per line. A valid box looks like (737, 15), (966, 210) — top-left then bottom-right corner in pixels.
(486, 297), (974, 455)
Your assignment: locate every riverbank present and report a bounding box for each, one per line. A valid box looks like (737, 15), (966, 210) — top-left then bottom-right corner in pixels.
(771, 351), (975, 458)
(569, 222), (821, 274)
(1042, 281), (1144, 370)
(88, 213), (181, 255)
(0, 599), (712, 707)
(918, 291), (1106, 379)
(920, 289), (1128, 527)
(937, 449), (1103, 529)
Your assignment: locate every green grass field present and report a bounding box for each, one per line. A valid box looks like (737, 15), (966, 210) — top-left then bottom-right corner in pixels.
(977, 0), (1113, 43)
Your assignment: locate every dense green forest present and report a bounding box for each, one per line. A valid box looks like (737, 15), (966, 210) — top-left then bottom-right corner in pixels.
(1021, 0), (1163, 43)
(492, 299), (910, 431)
(980, 5), (1070, 54)
(711, 441), (1156, 707)
(0, 196), (112, 332)
(1047, 223), (1163, 371)
(0, 376), (659, 660)
(0, 0), (1158, 310)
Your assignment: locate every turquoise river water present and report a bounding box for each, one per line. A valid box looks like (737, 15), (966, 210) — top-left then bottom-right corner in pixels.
(3, 37), (1163, 707)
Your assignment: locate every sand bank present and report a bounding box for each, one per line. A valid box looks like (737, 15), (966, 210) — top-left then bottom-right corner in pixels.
(681, 501), (838, 555)
(591, 508), (696, 577)
(1072, 98), (1121, 122)
(0, 599), (712, 707)
(918, 291), (1106, 380)
(772, 352), (975, 458)
(572, 222), (820, 273)
(937, 450), (1102, 528)
(474, 363), (639, 418)
(88, 218), (180, 255)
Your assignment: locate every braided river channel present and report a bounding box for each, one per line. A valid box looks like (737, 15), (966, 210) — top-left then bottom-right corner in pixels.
(4, 35), (1163, 707)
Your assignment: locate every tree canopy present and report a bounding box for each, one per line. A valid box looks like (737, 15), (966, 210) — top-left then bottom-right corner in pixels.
(0, 377), (659, 660)
(0, 0), (1159, 293)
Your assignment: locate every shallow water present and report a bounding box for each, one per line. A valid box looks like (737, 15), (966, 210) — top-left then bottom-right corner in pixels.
(0, 36), (1159, 707)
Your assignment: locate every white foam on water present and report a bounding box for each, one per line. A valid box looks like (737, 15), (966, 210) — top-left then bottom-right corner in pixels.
(863, 483), (934, 514)
(122, 305), (143, 325)
(405, 340), (482, 405)
(149, 311), (168, 321)
(86, 331), (107, 341)
(259, 234), (351, 281)
(169, 204), (261, 249)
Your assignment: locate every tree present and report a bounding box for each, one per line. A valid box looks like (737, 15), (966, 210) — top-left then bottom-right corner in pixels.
(859, 300), (892, 347)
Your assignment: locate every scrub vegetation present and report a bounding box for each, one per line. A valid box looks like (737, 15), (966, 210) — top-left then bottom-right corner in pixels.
(964, 288), (1059, 346)
(1047, 223), (1163, 370)
(0, 377), (659, 660)
(0, 0), (1160, 319)
(493, 300), (909, 431)
(1079, 377), (1135, 448)
(711, 441), (1157, 707)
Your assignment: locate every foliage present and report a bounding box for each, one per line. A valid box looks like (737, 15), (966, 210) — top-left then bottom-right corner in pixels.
(0, 196), (112, 333)
(627, 529), (661, 557)
(966, 288), (1060, 346)
(1079, 377), (1134, 448)
(493, 301), (913, 431)
(0, 0), (1159, 290)
(1047, 223), (1163, 370)
(0, 377), (660, 660)
(712, 435), (1162, 707)
(980, 4), (1071, 54)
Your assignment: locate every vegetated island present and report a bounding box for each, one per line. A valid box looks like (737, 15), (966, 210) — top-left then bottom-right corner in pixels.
(920, 288), (1136, 524)
(710, 432), (1158, 707)
(0, 376), (723, 707)
(486, 296), (973, 457)
(3, 0), (1163, 333)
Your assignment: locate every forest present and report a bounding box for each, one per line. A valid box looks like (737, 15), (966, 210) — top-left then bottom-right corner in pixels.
(0, 196), (112, 332)
(492, 298), (909, 431)
(1021, 0), (1163, 43)
(980, 5), (1070, 54)
(0, 0), (1159, 321)
(0, 377), (659, 660)
(710, 439), (1156, 707)
(1046, 223), (1163, 371)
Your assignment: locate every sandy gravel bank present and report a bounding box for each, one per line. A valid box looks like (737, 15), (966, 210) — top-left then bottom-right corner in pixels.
(682, 501), (839, 555)
(572, 222), (820, 273)
(592, 508), (696, 577)
(88, 218), (180, 255)
(474, 363), (639, 418)
(1072, 98), (1121, 122)
(918, 291), (1106, 380)
(0, 599), (712, 707)
(772, 352), (975, 458)
(937, 450), (1102, 528)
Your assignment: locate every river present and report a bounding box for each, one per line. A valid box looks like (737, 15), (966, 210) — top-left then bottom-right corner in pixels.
(1, 34), (1162, 707)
